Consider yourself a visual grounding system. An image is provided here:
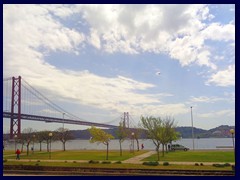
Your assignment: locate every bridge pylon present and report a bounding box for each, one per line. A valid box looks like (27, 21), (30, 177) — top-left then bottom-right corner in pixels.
(122, 112), (129, 129)
(10, 76), (22, 139)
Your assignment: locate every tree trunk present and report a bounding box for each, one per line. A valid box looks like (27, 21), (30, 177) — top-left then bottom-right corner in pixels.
(165, 144), (168, 153)
(47, 141), (49, 152)
(136, 138), (139, 151)
(21, 143), (24, 152)
(106, 143), (109, 160)
(119, 140), (122, 156)
(39, 142), (42, 151)
(63, 141), (66, 151)
(157, 148), (160, 161)
(162, 144), (165, 157)
(27, 144), (29, 156)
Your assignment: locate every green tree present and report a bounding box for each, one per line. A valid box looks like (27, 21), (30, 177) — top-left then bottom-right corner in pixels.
(160, 117), (179, 156)
(140, 116), (178, 160)
(88, 126), (114, 160)
(164, 118), (180, 152)
(140, 116), (163, 161)
(116, 122), (128, 156)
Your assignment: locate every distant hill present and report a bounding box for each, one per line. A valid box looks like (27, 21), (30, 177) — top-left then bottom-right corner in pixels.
(175, 125), (235, 138)
(3, 125), (235, 140)
(175, 127), (206, 138)
(69, 125), (235, 139)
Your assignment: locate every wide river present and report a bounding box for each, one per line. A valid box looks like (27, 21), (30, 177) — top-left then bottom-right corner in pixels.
(5, 138), (234, 151)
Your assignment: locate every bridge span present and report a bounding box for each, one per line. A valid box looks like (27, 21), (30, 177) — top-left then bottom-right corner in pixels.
(3, 76), (126, 138)
(3, 112), (117, 129)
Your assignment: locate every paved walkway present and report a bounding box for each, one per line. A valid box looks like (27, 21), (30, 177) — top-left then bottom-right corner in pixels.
(122, 151), (156, 164)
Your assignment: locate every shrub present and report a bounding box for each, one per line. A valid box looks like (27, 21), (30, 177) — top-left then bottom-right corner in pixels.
(195, 163), (199, 166)
(212, 164), (225, 168)
(3, 159), (7, 163)
(163, 162), (169, 166)
(65, 161), (68, 163)
(89, 160), (99, 164)
(224, 163), (231, 167)
(213, 163), (231, 168)
(200, 163), (204, 166)
(37, 160), (40, 162)
(101, 161), (111, 164)
(142, 161), (159, 166)
(114, 161), (122, 164)
(73, 161), (77, 163)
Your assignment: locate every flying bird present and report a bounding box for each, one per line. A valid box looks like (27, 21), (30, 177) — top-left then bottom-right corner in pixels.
(156, 72), (161, 76)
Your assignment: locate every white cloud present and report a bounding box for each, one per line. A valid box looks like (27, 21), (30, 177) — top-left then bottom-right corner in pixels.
(197, 50), (217, 70)
(3, 4), (235, 124)
(190, 96), (226, 103)
(41, 4), (75, 18)
(88, 29), (101, 49)
(206, 65), (235, 87)
(4, 4), (234, 72)
(198, 109), (235, 118)
(201, 22), (235, 41)
(3, 4), (85, 54)
(19, 69), (188, 118)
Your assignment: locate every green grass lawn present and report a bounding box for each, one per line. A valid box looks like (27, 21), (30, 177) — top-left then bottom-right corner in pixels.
(3, 160), (233, 171)
(3, 150), (148, 161)
(143, 151), (234, 162)
(3, 150), (234, 171)
(3, 149), (234, 162)
(3, 150), (15, 155)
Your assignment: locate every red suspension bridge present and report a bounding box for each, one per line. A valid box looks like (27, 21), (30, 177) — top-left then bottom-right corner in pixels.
(3, 76), (136, 139)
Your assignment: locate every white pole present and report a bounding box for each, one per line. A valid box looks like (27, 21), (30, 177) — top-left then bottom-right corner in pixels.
(191, 107), (195, 150)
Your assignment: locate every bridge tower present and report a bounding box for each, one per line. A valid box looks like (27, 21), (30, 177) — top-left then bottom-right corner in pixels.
(10, 76), (22, 139)
(123, 112), (129, 129)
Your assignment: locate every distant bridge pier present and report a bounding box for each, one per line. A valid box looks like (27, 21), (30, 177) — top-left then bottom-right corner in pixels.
(122, 112), (129, 128)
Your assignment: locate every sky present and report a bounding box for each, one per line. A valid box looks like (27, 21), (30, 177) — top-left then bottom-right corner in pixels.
(3, 4), (235, 132)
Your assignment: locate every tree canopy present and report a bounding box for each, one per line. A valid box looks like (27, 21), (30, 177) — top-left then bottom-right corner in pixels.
(141, 116), (178, 160)
(88, 126), (114, 160)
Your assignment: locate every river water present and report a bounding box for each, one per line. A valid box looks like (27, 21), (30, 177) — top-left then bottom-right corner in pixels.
(5, 138), (234, 151)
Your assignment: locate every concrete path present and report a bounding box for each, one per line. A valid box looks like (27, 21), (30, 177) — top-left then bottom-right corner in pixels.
(122, 151), (156, 164)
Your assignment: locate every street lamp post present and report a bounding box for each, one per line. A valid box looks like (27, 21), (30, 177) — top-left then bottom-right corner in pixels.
(190, 107), (195, 150)
(131, 132), (135, 154)
(14, 135), (17, 151)
(230, 129), (235, 160)
(49, 132), (53, 159)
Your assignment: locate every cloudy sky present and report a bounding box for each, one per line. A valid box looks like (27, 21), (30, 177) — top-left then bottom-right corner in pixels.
(3, 4), (235, 132)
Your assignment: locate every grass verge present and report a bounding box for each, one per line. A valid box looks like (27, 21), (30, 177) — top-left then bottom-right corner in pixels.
(143, 150), (234, 162)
